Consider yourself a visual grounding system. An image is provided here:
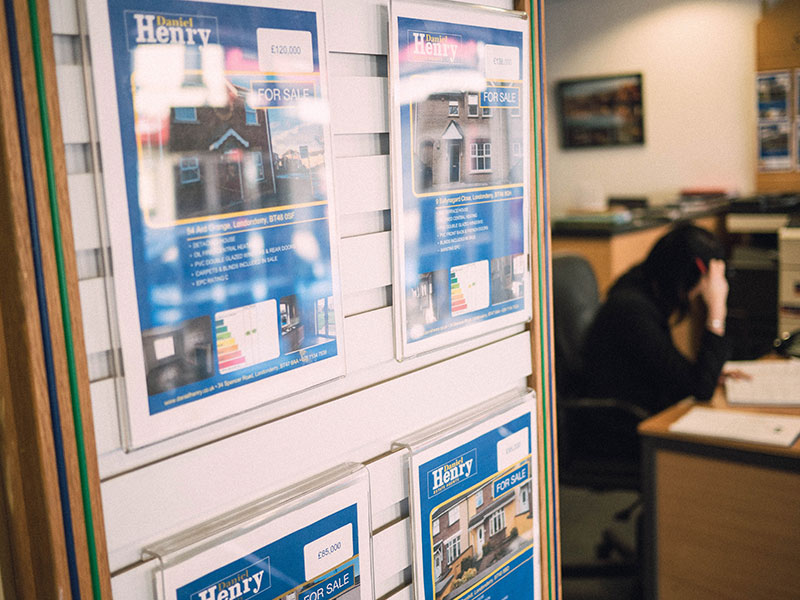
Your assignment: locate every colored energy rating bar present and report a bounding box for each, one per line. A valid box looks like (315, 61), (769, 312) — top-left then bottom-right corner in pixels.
(215, 320), (247, 371)
(213, 299), (280, 375)
(451, 272), (468, 314)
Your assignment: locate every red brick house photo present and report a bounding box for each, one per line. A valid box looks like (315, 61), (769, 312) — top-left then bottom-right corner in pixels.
(412, 87), (523, 195)
(136, 78), (284, 225)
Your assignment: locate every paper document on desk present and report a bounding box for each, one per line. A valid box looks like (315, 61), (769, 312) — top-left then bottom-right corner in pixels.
(669, 406), (800, 447)
(724, 360), (800, 406)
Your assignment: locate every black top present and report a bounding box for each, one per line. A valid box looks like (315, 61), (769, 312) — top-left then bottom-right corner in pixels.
(580, 266), (730, 414)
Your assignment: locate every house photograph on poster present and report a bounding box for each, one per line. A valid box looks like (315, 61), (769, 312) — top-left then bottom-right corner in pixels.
(429, 458), (534, 600)
(412, 85), (524, 194)
(137, 73), (326, 227)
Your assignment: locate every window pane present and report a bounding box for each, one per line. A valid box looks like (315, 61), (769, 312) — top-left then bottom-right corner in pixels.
(327, 306), (335, 336)
(180, 157), (200, 183)
(489, 508), (505, 535)
(316, 298), (326, 335)
(469, 141), (491, 172)
(253, 151), (264, 181)
(245, 105), (258, 125)
(174, 107), (197, 122)
(448, 506), (459, 525)
(446, 536), (461, 563)
(467, 93), (478, 116)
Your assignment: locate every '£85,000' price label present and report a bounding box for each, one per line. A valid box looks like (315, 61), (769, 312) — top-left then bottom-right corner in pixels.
(303, 524), (354, 580)
(317, 540), (342, 560)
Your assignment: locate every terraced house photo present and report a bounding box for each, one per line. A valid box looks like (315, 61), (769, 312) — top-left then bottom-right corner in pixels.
(429, 459), (533, 600)
(412, 86), (524, 195)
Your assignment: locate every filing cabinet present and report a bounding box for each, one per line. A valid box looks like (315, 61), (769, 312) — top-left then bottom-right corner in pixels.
(778, 226), (800, 337)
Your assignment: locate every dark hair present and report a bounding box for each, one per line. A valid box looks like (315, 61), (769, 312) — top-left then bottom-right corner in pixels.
(642, 223), (724, 319)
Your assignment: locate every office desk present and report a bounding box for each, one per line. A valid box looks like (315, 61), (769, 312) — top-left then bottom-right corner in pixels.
(638, 393), (800, 600)
(551, 214), (721, 297)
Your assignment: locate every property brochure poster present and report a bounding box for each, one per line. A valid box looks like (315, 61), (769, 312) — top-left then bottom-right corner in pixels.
(758, 121), (792, 172)
(796, 69), (800, 172)
(389, 0), (532, 359)
(152, 468), (373, 600)
(796, 122), (800, 172)
(401, 394), (540, 600)
(756, 71), (793, 172)
(87, 0), (345, 447)
(796, 69), (800, 119)
(757, 70), (790, 120)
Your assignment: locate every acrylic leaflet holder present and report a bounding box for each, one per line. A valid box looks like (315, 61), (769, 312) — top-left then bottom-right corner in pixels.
(143, 463), (374, 600)
(388, 0), (533, 361)
(85, 0), (347, 449)
(393, 390), (541, 600)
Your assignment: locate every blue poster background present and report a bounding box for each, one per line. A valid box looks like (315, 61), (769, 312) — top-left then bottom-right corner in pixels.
(396, 17), (527, 344)
(416, 413), (534, 600)
(175, 504), (361, 600)
(106, 0), (339, 415)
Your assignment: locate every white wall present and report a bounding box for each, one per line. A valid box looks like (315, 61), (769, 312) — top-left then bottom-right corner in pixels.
(544, 0), (761, 214)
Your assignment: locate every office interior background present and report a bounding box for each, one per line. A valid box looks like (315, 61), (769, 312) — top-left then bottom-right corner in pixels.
(547, 0), (759, 214)
(546, 1), (788, 598)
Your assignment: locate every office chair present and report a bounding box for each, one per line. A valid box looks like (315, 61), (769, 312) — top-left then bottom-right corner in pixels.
(552, 253), (648, 580)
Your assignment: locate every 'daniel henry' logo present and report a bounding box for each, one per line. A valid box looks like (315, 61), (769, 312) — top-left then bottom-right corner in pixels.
(408, 31), (462, 63)
(125, 11), (219, 48)
(427, 449), (476, 496)
(195, 568), (265, 600)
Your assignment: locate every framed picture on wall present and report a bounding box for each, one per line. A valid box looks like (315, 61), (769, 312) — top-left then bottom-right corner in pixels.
(557, 73), (644, 148)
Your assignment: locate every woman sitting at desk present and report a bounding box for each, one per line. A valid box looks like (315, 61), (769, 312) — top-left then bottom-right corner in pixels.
(581, 223), (731, 414)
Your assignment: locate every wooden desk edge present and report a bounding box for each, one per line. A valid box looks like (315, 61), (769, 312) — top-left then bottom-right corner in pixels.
(637, 397), (800, 458)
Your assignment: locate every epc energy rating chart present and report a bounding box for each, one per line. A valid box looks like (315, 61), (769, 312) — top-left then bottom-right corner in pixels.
(450, 261), (490, 316)
(215, 300), (280, 374)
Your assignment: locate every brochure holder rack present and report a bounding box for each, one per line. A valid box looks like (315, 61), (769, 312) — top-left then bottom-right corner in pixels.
(0, 0), (557, 596)
(755, 2), (800, 190)
(143, 463), (374, 600)
(393, 390), (540, 600)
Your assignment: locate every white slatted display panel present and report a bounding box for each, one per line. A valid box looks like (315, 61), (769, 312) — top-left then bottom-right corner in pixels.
(50, 0), (530, 597)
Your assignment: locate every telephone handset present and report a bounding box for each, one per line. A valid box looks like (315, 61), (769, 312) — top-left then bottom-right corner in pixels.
(774, 329), (800, 358)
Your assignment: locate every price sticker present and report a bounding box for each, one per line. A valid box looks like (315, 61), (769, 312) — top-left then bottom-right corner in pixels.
(496, 427), (529, 472)
(303, 524), (353, 580)
(257, 28), (313, 73)
(484, 44), (519, 80)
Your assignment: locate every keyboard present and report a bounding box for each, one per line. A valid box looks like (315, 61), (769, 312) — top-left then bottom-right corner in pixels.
(724, 360), (800, 407)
